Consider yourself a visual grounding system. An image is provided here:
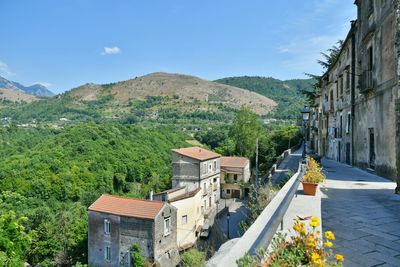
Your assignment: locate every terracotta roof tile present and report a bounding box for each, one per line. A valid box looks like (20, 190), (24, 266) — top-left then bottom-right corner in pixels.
(88, 194), (164, 220)
(220, 156), (249, 168)
(172, 147), (220, 161)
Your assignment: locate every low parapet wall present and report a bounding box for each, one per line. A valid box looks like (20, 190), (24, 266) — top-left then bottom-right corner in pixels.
(207, 163), (306, 267)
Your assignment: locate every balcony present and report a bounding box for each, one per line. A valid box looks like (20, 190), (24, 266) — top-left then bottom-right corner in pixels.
(360, 70), (374, 92)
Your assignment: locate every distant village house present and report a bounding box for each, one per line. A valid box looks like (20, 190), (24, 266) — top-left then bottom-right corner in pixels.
(220, 156), (251, 199)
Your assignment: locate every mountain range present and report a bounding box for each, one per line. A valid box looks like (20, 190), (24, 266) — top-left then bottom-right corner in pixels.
(0, 76), (55, 99)
(0, 72), (312, 124)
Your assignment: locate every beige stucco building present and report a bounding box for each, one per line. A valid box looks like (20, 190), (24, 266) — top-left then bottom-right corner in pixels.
(153, 187), (204, 250)
(220, 157), (250, 199)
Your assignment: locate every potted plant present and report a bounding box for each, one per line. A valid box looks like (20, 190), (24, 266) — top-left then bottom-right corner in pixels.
(302, 156), (325, 196)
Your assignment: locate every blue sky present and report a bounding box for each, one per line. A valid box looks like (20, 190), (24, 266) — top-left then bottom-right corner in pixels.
(0, 0), (356, 94)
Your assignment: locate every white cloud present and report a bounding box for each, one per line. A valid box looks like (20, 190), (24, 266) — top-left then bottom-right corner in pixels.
(0, 61), (15, 77)
(102, 46), (121, 55)
(278, 34), (345, 75)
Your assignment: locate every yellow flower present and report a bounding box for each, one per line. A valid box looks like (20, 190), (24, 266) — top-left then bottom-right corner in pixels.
(300, 228), (307, 235)
(324, 241), (333, 247)
(310, 220), (320, 227)
(335, 254), (344, 262)
(307, 242), (316, 248)
(325, 231), (335, 240)
(316, 230), (321, 235)
(311, 252), (320, 263)
(293, 224), (300, 232)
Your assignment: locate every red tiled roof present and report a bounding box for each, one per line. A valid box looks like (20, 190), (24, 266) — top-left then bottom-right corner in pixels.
(172, 147), (220, 161)
(220, 156), (249, 168)
(88, 194), (164, 220)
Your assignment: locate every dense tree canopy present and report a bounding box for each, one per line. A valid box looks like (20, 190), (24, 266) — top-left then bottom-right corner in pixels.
(0, 123), (189, 265)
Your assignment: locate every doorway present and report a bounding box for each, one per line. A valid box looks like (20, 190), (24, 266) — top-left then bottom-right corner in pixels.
(232, 190), (241, 199)
(369, 128), (375, 169)
(346, 142), (351, 165)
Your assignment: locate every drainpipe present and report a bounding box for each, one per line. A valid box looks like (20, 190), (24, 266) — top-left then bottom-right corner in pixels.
(351, 21), (356, 166)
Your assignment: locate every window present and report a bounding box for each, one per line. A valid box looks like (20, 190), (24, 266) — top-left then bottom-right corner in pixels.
(203, 163), (207, 174)
(335, 81), (339, 100)
(346, 69), (350, 90)
(368, 46), (373, 71)
(213, 161), (217, 171)
(104, 219), (111, 235)
(209, 164), (212, 172)
(339, 76), (343, 96)
(105, 246), (111, 261)
(346, 113), (351, 134)
(234, 174), (238, 181)
(203, 183), (207, 194)
(227, 189), (231, 194)
(182, 215), (188, 225)
(339, 115), (343, 138)
(164, 217), (171, 236)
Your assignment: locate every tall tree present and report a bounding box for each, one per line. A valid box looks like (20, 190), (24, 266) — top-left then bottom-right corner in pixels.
(230, 107), (261, 158)
(0, 211), (33, 266)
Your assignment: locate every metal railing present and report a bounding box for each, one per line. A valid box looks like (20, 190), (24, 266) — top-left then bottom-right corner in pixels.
(207, 162), (306, 267)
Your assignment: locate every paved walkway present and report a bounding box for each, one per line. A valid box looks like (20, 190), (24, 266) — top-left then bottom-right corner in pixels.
(270, 147), (302, 185)
(216, 199), (248, 239)
(321, 158), (400, 267)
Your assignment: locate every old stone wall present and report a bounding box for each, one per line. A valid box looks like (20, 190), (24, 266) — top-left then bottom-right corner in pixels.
(119, 216), (154, 259)
(88, 211), (121, 267)
(352, 0), (399, 180)
(153, 203), (180, 267)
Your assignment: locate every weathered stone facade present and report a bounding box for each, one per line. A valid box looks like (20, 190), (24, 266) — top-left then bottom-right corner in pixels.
(313, 0), (400, 191)
(88, 202), (179, 267)
(171, 149), (220, 212)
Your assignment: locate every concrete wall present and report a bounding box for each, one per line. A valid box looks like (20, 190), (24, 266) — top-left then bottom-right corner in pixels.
(171, 190), (204, 249)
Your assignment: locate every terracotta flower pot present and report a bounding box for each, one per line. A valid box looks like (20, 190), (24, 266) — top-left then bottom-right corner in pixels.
(302, 182), (318, 196)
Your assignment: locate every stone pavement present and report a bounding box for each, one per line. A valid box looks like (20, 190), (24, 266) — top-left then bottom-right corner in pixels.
(320, 158), (400, 267)
(270, 147), (302, 185)
(216, 199), (248, 239)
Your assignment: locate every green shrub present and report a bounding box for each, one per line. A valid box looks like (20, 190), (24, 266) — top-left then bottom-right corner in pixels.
(180, 249), (205, 267)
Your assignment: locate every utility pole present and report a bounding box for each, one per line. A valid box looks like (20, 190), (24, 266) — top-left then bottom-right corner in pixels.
(255, 138), (259, 194)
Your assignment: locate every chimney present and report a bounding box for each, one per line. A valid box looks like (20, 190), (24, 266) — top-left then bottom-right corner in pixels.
(149, 190), (153, 201)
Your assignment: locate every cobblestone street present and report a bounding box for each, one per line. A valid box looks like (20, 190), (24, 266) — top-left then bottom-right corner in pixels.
(321, 159), (400, 267)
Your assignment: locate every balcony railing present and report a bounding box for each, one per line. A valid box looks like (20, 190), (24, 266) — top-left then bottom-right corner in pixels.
(360, 70), (373, 92)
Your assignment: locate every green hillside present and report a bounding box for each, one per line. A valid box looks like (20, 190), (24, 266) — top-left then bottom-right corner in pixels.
(215, 76), (314, 120)
(0, 123), (189, 265)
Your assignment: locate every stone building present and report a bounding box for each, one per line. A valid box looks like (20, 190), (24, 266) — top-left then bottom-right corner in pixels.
(153, 186), (204, 250)
(312, 0), (400, 192)
(88, 194), (180, 267)
(171, 147), (221, 212)
(220, 156), (251, 199)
